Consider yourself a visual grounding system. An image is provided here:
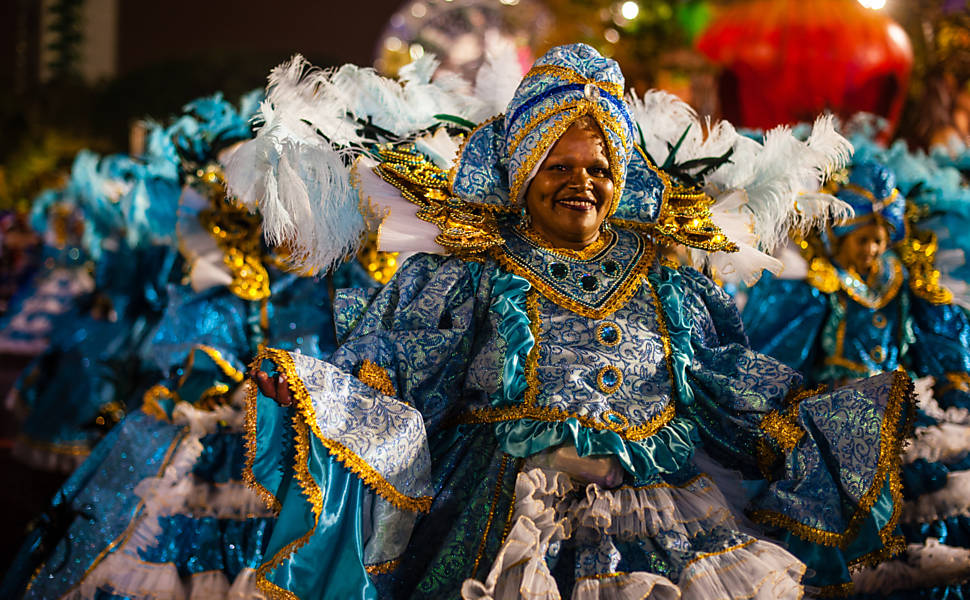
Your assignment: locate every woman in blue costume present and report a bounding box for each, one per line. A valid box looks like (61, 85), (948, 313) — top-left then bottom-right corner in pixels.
(6, 135), (186, 471)
(226, 44), (915, 599)
(0, 185), (94, 357)
(743, 159), (970, 598)
(3, 91), (385, 599)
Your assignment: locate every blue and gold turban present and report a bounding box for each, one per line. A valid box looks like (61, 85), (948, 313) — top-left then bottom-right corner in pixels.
(450, 44), (669, 224)
(831, 160), (907, 244)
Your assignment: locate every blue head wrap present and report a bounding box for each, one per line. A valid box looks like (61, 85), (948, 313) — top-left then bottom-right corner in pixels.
(831, 160), (907, 244)
(450, 43), (668, 223)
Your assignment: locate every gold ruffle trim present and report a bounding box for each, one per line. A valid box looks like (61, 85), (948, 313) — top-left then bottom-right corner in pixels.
(357, 359), (397, 397)
(897, 227), (955, 305)
(748, 370), (914, 555)
(455, 401), (676, 443)
(364, 559), (400, 575)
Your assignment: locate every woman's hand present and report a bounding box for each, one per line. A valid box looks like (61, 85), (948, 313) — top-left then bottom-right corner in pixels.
(533, 444), (625, 489)
(249, 368), (293, 406)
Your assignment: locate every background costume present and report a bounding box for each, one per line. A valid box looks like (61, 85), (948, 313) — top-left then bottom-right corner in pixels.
(228, 44), (914, 598)
(743, 159), (970, 597)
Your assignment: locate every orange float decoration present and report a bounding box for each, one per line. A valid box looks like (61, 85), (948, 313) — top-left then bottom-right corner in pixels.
(697, 0), (913, 134)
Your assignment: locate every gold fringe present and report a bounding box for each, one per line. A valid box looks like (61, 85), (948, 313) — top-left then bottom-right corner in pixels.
(357, 359), (397, 397)
(749, 370), (915, 550)
(456, 402), (676, 443)
(365, 558), (401, 575)
(258, 347), (432, 513)
(241, 366), (283, 515)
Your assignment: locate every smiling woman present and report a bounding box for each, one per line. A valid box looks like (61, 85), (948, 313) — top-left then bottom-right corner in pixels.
(524, 116), (614, 250)
(227, 44), (913, 600)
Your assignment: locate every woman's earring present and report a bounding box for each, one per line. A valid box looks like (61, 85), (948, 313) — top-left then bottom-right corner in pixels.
(601, 220), (612, 232)
(519, 207), (532, 229)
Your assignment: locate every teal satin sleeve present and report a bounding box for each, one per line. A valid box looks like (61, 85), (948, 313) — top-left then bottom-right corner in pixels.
(262, 436), (375, 600)
(647, 267), (695, 406)
(247, 380), (376, 600)
(494, 417), (699, 482)
(489, 271), (534, 407)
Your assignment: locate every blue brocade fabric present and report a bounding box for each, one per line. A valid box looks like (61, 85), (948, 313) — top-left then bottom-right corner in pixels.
(744, 266), (970, 597)
(245, 229), (914, 598)
(4, 261), (356, 598)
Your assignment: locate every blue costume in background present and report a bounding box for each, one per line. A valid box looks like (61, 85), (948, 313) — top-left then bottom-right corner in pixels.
(3, 91), (386, 599)
(744, 159), (970, 597)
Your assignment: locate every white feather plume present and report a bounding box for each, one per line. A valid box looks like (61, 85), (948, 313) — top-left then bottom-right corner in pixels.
(471, 32), (527, 122)
(223, 53), (489, 272)
(627, 90), (854, 284)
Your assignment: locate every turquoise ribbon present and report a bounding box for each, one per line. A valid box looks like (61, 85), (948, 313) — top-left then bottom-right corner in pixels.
(489, 271), (534, 407)
(648, 267), (695, 406)
(495, 417), (699, 481)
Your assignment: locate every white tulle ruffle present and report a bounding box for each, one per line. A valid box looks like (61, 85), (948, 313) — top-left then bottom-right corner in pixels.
(463, 467), (804, 600)
(852, 538), (970, 595)
(66, 402), (267, 599)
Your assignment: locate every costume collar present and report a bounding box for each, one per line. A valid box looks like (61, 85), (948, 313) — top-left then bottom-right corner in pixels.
(490, 225), (655, 318)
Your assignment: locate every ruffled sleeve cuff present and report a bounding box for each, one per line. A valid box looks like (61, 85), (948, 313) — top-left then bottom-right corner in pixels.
(244, 347), (433, 599)
(747, 370), (916, 593)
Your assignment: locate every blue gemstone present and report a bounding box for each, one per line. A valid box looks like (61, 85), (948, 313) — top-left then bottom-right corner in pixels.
(601, 260), (620, 277)
(581, 274), (599, 291)
(608, 413), (623, 423)
(601, 325), (619, 344)
(548, 262), (569, 280)
(601, 368), (619, 387)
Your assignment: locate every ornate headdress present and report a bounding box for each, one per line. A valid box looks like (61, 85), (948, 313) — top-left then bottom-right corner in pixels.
(451, 43), (668, 224)
(829, 160), (906, 244)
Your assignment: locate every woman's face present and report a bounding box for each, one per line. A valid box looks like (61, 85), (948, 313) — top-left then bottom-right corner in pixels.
(835, 222), (889, 277)
(524, 121), (613, 250)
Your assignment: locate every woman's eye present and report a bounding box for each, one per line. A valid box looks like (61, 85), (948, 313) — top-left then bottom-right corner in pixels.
(590, 167), (609, 177)
(549, 164), (567, 171)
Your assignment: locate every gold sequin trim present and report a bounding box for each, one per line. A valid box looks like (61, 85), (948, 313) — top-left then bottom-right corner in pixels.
(897, 226), (955, 305)
(811, 581), (856, 598)
(374, 143), (506, 257)
(824, 296), (871, 375)
(142, 384), (176, 422)
(645, 276), (680, 400)
(255, 347), (433, 513)
(524, 290), (542, 406)
(682, 537), (757, 570)
(522, 64), (625, 99)
(490, 230), (656, 319)
(455, 401), (676, 443)
(749, 370), (914, 549)
(516, 224), (613, 260)
(365, 558), (401, 575)
(472, 454), (510, 578)
(759, 410), (805, 454)
(193, 166), (272, 302)
(357, 359), (397, 396)
(576, 571), (629, 581)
